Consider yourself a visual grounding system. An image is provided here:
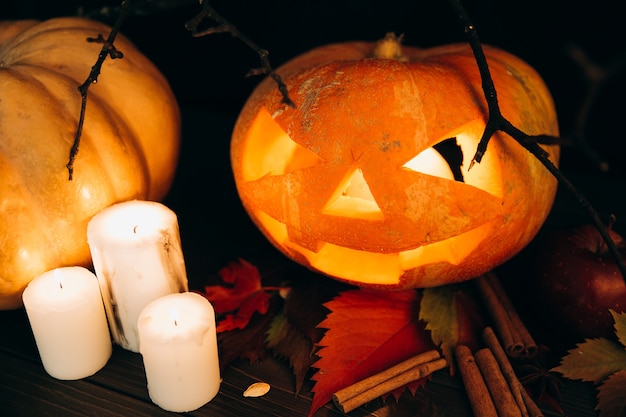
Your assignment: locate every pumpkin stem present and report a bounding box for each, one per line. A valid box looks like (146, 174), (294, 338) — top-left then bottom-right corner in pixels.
(372, 33), (408, 61)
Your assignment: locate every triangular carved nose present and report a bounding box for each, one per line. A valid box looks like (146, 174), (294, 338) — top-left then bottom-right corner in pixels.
(322, 167), (383, 220)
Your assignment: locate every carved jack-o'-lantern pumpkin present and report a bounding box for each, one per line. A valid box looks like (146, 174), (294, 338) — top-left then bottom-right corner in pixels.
(231, 35), (560, 289)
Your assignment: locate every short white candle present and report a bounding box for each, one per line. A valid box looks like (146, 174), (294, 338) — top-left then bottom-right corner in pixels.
(87, 200), (189, 352)
(138, 292), (221, 412)
(22, 267), (112, 380)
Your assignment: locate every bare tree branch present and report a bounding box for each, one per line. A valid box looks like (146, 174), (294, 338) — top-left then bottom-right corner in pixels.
(184, 1), (294, 108)
(447, 0), (626, 281)
(66, 0), (130, 180)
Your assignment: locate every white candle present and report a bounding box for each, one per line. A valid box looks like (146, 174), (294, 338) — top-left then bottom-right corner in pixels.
(87, 200), (189, 352)
(22, 267), (112, 380)
(138, 292), (221, 412)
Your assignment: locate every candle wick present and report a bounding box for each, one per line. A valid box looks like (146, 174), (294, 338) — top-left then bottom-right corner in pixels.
(174, 320), (178, 326)
(133, 225), (139, 234)
(59, 281), (63, 289)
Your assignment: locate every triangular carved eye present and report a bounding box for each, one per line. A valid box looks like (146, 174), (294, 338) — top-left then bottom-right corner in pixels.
(434, 138), (464, 182)
(403, 130), (503, 199)
(403, 137), (463, 182)
(241, 108), (320, 181)
(322, 167), (383, 220)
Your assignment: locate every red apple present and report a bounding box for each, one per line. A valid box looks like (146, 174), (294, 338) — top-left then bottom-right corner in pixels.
(536, 224), (626, 340)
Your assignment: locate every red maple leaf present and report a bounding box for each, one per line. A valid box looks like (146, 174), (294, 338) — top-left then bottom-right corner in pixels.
(199, 258), (271, 333)
(308, 289), (437, 416)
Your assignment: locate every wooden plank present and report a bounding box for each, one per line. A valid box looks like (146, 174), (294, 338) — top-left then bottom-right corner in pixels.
(0, 304), (601, 417)
(0, 350), (172, 417)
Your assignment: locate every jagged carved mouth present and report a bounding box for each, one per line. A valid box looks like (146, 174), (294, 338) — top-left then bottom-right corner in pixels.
(238, 108), (503, 284)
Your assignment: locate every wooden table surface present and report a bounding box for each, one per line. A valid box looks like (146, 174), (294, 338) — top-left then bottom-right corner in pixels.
(1, 1), (623, 416)
(0, 306), (602, 417)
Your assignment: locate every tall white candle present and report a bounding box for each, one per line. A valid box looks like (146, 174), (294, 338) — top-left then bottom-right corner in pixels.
(87, 200), (188, 352)
(22, 267), (112, 380)
(138, 292), (221, 412)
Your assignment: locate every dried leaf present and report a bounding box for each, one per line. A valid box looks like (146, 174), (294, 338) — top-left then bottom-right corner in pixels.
(265, 273), (344, 395)
(200, 259), (272, 333)
(420, 286), (456, 364)
(551, 338), (626, 384)
(419, 283), (484, 374)
(308, 289), (436, 416)
(217, 294), (282, 369)
(267, 312), (289, 347)
(216, 291), (271, 333)
(267, 313), (316, 394)
(596, 370), (626, 417)
(284, 273), (346, 344)
(203, 258), (263, 313)
(612, 310), (626, 348)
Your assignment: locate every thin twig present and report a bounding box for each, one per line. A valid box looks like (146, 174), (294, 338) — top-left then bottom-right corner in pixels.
(447, 0), (626, 283)
(184, 1), (294, 107)
(66, 0), (130, 180)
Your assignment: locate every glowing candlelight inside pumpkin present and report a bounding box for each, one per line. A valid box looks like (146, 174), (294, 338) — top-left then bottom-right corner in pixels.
(87, 200), (188, 352)
(138, 292), (220, 412)
(22, 267), (112, 380)
(231, 37), (560, 291)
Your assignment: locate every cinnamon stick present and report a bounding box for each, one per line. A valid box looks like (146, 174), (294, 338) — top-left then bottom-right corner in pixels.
(332, 350), (446, 413)
(482, 326), (529, 417)
(475, 272), (538, 358)
(475, 348), (523, 417)
(455, 345), (498, 417)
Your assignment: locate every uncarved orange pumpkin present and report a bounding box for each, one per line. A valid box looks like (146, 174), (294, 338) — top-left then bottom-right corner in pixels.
(0, 17), (180, 309)
(231, 35), (560, 290)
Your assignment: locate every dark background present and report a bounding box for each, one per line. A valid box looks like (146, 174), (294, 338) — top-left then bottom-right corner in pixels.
(0, 2), (624, 415)
(1, 1), (623, 119)
(1, 0), (625, 339)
